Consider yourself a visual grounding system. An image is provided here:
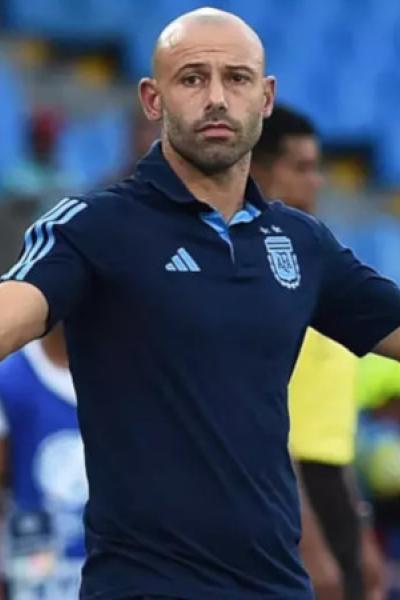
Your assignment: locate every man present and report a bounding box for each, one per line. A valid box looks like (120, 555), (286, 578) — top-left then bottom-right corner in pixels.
(0, 326), (87, 599)
(356, 353), (400, 599)
(251, 105), (385, 600)
(0, 8), (400, 600)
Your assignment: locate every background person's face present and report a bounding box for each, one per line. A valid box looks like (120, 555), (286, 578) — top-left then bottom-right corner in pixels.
(156, 23), (273, 174)
(256, 136), (324, 213)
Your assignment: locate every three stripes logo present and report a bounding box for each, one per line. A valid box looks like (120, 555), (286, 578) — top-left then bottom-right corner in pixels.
(165, 248), (200, 272)
(2, 198), (87, 282)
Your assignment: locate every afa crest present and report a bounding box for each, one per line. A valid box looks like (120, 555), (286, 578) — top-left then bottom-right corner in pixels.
(264, 235), (301, 289)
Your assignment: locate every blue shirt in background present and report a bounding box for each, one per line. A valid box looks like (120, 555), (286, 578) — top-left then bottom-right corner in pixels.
(0, 341), (86, 598)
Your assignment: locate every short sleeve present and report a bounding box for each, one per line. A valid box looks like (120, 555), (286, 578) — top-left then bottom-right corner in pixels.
(311, 222), (400, 356)
(1, 197), (92, 329)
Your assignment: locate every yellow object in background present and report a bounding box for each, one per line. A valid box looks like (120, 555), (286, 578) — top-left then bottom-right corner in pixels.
(289, 328), (358, 465)
(356, 353), (400, 410)
(74, 56), (114, 88)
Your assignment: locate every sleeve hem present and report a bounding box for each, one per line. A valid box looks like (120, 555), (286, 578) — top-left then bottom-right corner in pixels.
(350, 318), (400, 357)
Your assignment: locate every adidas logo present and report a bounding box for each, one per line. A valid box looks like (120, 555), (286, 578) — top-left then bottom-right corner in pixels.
(165, 247), (201, 272)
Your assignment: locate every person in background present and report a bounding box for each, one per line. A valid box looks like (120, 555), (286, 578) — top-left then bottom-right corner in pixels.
(356, 354), (400, 599)
(104, 108), (160, 184)
(1, 108), (74, 210)
(251, 104), (385, 600)
(0, 325), (87, 600)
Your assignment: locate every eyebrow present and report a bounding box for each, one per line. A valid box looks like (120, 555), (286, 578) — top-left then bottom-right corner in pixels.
(174, 62), (208, 76)
(174, 62), (257, 77)
(225, 64), (256, 74)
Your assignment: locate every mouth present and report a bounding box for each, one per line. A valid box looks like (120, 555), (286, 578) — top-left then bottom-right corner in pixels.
(197, 122), (235, 138)
(198, 122), (234, 131)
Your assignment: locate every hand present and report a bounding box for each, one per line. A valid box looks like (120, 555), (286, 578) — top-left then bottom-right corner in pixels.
(302, 547), (344, 600)
(361, 527), (386, 600)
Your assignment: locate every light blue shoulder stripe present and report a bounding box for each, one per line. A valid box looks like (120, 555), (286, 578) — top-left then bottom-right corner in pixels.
(3, 198), (79, 280)
(14, 199), (79, 276)
(14, 202), (87, 281)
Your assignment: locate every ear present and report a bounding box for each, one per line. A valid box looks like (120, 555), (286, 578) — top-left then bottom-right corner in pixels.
(262, 75), (276, 118)
(138, 78), (163, 121)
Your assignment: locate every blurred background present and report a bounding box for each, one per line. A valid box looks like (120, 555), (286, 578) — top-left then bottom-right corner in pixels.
(1, 1), (400, 599)
(1, 0), (400, 276)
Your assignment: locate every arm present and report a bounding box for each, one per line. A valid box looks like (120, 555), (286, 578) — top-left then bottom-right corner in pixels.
(295, 464), (343, 600)
(0, 282), (48, 361)
(359, 513), (386, 600)
(0, 198), (93, 359)
(345, 471), (386, 600)
(311, 223), (400, 360)
(373, 326), (400, 362)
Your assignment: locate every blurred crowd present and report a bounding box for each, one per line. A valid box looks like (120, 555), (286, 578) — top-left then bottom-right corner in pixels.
(0, 1), (400, 599)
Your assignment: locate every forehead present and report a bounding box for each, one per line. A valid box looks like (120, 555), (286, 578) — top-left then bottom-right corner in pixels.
(282, 136), (320, 161)
(159, 21), (264, 75)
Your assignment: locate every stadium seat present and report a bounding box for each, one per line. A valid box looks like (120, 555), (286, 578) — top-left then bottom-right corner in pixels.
(122, 0), (210, 79)
(55, 108), (131, 190)
(7, 0), (133, 39)
(0, 60), (28, 182)
(222, 1), (272, 34)
(375, 122), (400, 187)
(374, 67), (400, 134)
(373, 217), (400, 284)
(347, 219), (400, 285)
(5, 0), (400, 186)
(338, 225), (378, 269)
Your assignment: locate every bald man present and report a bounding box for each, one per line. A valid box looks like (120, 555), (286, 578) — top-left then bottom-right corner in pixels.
(0, 8), (400, 600)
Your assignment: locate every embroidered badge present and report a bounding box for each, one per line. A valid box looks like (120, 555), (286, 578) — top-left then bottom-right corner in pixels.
(264, 235), (301, 289)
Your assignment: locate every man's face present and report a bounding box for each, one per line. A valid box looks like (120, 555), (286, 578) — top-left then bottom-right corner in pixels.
(141, 20), (274, 174)
(256, 136), (323, 213)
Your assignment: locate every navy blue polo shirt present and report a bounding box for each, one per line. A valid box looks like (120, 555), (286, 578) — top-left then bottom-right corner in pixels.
(3, 141), (400, 599)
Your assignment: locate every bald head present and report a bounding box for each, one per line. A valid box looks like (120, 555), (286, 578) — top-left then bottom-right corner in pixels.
(152, 7), (265, 78)
(139, 7), (275, 178)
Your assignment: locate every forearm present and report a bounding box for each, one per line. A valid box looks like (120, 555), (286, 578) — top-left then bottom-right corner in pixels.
(346, 469), (386, 600)
(373, 325), (400, 361)
(298, 469), (331, 556)
(0, 282), (48, 360)
(294, 461), (343, 599)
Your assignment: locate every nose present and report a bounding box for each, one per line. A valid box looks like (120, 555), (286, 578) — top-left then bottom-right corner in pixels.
(205, 75), (228, 113)
(306, 171), (324, 209)
(312, 171), (325, 191)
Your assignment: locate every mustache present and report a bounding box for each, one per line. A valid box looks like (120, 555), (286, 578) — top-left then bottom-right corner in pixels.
(193, 112), (240, 132)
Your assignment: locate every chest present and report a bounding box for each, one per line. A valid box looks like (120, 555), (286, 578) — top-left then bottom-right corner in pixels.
(97, 213), (322, 359)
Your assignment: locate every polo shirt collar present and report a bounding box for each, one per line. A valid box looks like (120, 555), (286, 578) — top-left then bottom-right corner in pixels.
(135, 140), (267, 212)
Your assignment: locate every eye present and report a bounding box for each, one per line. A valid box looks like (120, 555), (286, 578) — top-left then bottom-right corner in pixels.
(229, 73), (250, 84)
(182, 74), (203, 87)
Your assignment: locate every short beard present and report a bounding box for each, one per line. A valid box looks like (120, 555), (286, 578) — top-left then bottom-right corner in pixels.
(169, 137), (248, 175)
(164, 112), (263, 176)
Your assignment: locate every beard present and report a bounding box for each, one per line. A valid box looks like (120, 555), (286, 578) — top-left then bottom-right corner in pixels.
(163, 109), (263, 175)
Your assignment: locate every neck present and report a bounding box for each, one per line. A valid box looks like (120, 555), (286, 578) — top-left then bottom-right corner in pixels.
(40, 329), (69, 369)
(162, 138), (250, 221)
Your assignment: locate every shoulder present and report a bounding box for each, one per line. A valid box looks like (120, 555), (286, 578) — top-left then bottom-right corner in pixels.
(266, 200), (324, 242)
(268, 200), (345, 257)
(61, 176), (152, 239)
(49, 176), (149, 253)
(78, 175), (149, 216)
